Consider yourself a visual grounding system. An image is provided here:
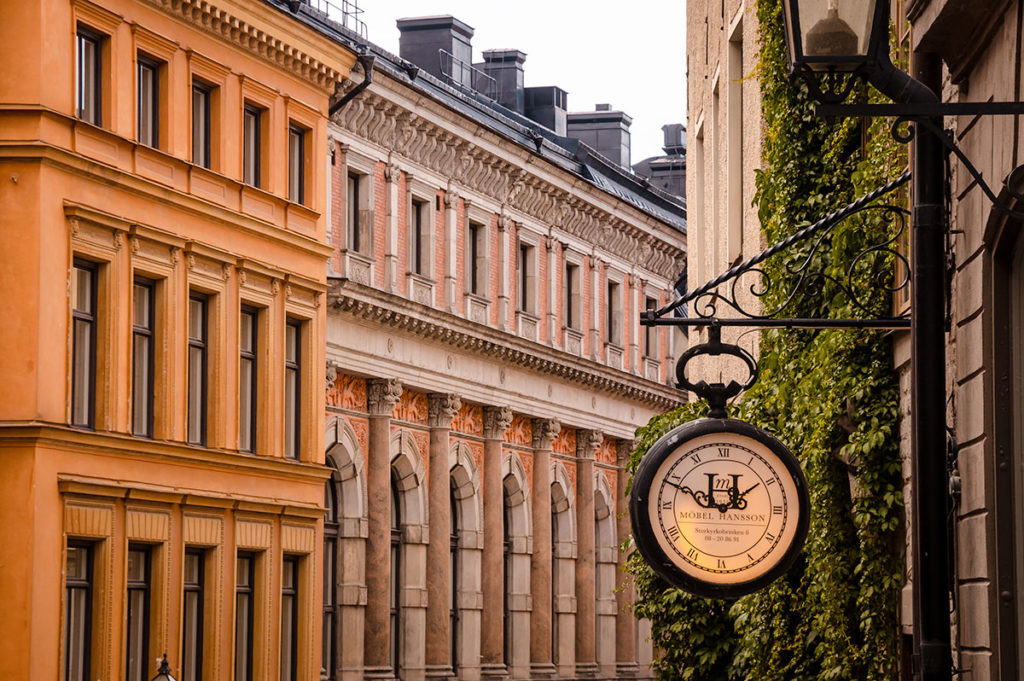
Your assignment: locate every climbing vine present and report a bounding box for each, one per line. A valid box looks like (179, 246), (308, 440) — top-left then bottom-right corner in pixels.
(626, 2), (906, 680)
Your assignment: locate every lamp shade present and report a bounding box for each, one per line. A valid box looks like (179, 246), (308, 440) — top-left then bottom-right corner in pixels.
(783, 0), (888, 72)
(151, 655), (177, 681)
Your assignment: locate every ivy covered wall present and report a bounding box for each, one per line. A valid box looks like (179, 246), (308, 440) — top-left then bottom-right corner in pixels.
(626, 2), (907, 679)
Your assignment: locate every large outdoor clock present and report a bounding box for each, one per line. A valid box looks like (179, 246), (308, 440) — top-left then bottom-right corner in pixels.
(630, 417), (809, 599)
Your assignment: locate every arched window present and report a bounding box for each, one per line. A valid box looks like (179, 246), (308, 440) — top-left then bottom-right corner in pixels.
(450, 478), (459, 672)
(323, 478), (339, 681)
(502, 475), (513, 667)
(391, 472), (402, 675)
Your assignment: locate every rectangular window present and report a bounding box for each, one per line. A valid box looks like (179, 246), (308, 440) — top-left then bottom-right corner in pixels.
(565, 262), (580, 330)
(285, 320), (301, 460)
(239, 308), (257, 453)
(347, 172), (361, 252)
(288, 124), (305, 204)
(243, 105), (262, 188)
(644, 297), (659, 357)
(137, 55), (160, 148)
(132, 279), (155, 437)
(468, 222), (485, 295)
(280, 557), (299, 681)
(192, 81), (212, 169)
(64, 543), (92, 681)
(72, 261), (97, 429)
(76, 28), (102, 125)
(235, 554), (255, 681)
(516, 242), (535, 313)
(606, 281), (622, 346)
(125, 546), (151, 681)
(410, 199), (427, 275)
(187, 294), (208, 446)
(182, 550), (204, 681)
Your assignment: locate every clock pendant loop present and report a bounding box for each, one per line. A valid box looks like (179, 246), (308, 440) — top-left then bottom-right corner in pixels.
(675, 321), (759, 418)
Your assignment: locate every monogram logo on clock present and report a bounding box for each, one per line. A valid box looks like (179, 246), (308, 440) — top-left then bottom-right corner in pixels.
(630, 419), (809, 598)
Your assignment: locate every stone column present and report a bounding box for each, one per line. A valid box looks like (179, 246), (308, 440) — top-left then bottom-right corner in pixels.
(426, 393), (462, 681)
(481, 406), (513, 680)
(384, 161), (401, 293)
(615, 439), (638, 679)
(444, 189), (459, 312)
(530, 418), (560, 680)
(575, 430), (602, 678)
(366, 378), (403, 680)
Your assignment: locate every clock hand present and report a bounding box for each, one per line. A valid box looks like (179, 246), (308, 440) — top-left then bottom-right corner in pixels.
(738, 482), (760, 498)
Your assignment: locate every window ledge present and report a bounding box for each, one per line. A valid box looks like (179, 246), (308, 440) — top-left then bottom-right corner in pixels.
(464, 292), (490, 325)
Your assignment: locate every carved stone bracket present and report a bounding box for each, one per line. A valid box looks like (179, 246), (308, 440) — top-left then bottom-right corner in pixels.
(577, 430), (604, 460)
(483, 406), (514, 440)
(326, 361), (340, 392)
(367, 378), (403, 415)
(532, 418), (561, 450)
(428, 393), (462, 428)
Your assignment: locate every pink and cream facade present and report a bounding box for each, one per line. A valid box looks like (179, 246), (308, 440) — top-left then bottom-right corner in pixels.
(317, 38), (687, 681)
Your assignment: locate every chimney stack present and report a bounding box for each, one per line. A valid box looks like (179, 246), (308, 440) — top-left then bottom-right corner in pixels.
(397, 16), (475, 89)
(523, 86), (568, 135)
(478, 49), (527, 112)
(567, 105), (633, 168)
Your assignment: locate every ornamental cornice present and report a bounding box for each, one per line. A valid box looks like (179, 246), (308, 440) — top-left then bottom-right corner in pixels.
(328, 279), (686, 412)
(332, 90), (685, 281)
(142, 0), (349, 92)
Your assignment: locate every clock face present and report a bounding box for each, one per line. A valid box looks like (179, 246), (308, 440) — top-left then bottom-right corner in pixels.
(630, 418), (809, 598)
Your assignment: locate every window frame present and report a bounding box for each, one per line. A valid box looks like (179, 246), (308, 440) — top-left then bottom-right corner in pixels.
(71, 260), (98, 430)
(136, 54), (160, 148)
(564, 259), (582, 331)
(516, 239), (538, 315)
(64, 541), (93, 681)
(234, 552), (256, 681)
(182, 548), (205, 681)
(410, 197), (429, 277)
(288, 124), (306, 205)
(187, 293), (208, 446)
(132, 277), (155, 438)
(75, 27), (103, 125)
(125, 545), (152, 681)
(467, 220), (487, 296)
(284, 318), (302, 461)
(238, 307), (258, 453)
(191, 80), (212, 169)
(280, 556), (300, 681)
(606, 277), (623, 347)
(242, 104), (263, 189)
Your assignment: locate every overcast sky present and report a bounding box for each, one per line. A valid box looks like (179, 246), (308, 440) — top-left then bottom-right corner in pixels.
(357, 0), (687, 164)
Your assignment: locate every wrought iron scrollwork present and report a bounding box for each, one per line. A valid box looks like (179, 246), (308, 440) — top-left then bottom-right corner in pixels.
(657, 173), (912, 328)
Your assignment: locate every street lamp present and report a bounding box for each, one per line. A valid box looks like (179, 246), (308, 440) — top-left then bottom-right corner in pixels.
(782, 0), (888, 72)
(151, 654), (177, 681)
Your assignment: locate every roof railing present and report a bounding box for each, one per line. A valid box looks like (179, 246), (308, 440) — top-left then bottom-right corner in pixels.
(438, 49), (496, 101)
(293, 0), (367, 38)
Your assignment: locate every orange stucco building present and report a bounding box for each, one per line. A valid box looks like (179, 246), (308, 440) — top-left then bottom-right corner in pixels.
(0, 1), (356, 679)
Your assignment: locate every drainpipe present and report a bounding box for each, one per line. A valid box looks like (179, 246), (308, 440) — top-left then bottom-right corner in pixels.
(330, 51), (375, 117)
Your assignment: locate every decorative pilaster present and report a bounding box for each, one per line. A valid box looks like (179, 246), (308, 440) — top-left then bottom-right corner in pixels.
(546, 237), (558, 345)
(496, 216), (512, 331)
(426, 393), (462, 681)
(575, 430), (603, 678)
(444, 190), (459, 313)
(590, 255), (602, 361)
(384, 160), (401, 293)
(365, 378), (403, 680)
(615, 439), (639, 679)
(481, 406), (514, 680)
(530, 418), (561, 680)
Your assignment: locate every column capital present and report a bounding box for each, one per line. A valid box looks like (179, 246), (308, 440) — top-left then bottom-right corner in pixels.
(428, 392), (462, 428)
(532, 418), (561, 450)
(616, 439), (636, 464)
(444, 189), (460, 208)
(576, 430), (603, 460)
(367, 378), (403, 415)
(482, 405), (513, 440)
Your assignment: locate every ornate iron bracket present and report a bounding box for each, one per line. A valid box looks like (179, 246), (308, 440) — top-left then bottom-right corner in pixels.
(817, 102), (1024, 221)
(674, 323), (758, 417)
(643, 172), (912, 330)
